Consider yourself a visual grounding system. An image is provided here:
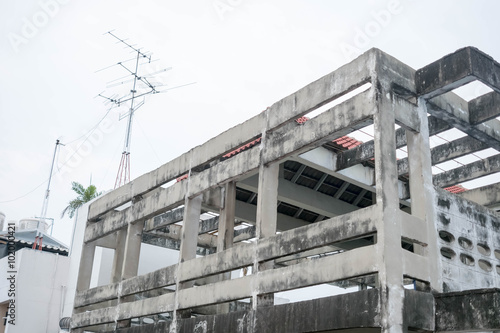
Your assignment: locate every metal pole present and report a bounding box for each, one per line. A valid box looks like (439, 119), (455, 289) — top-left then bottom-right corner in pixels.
(38, 139), (60, 237)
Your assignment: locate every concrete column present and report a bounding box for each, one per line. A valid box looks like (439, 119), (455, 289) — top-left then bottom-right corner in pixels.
(373, 85), (405, 333)
(253, 161), (279, 308)
(75, 241), (96, 293)
(179, 195), (203, 265)
(116, 220), (144, 329)
(216, 182), (236, 314)
(406, 98), (443, 292)
(121, 220), (144, 280)
(175, 194), (203, 320)
(217, 182), (236, 252)
(110, 229), (127, 283)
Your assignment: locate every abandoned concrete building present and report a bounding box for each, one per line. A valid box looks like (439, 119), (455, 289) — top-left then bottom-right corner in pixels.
(70, 47), (500, 332)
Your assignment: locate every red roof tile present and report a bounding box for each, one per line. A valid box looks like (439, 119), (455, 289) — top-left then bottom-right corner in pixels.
(332, 136), (363, 150)
(295, 116), (309, 124)
(222, 137), (261, 159)
(444, 185), (467, 194)
(176, 174), (189, 182)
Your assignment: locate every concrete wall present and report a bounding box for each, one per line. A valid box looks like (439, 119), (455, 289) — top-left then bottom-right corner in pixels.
(435, 188), (500, 291)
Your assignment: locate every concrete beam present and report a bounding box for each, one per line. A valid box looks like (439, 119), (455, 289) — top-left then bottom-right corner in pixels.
(426, 93), (500, 151)
(433, 154), (500, 188)
(336, 116), (450, 171)
(398, 135), (489, 175)
(141, 233), (214, 256)
(468, 91), (500, 125)
(147, 224), (217, 248)
(416, 47), (500, 99)
(267, 48), (375, 130)
(264, 88), (375, 164)
(144, 206), (184, 232)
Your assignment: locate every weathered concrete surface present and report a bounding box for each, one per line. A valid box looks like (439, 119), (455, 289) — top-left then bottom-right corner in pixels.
(433, 154), (500, 188)
(468, 91), (500, 125)
(115, 290), (380, 333)
(435, 288), (500, 332)
(398, 135), (489, 176)
(416, 47), (500, 99)
(72, 47), (500, 333)
(434, 188), (500, 292)
(403, 290), (435, 332)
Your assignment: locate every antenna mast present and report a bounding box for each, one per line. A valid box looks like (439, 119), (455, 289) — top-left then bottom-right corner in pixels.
(33, 139), (62, 250)
(98, 32), (166, 189)
(97, 31), (195, 188)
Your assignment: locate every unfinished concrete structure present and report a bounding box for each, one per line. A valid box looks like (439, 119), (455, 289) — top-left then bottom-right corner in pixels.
(70, 47), (500, 333)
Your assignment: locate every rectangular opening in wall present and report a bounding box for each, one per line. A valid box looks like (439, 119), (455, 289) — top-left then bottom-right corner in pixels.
(190, 297), (252, 316)
(403, 276), (430, 292)
(303, 82), (372, 120)
(275, 273), (378, 305)
(277, 156), (376, 234)
(90, 246), (114, 288)
(267, 232), (376, 270)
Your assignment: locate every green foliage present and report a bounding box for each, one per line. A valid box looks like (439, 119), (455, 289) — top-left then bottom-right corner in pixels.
(61, 181), (102, 218)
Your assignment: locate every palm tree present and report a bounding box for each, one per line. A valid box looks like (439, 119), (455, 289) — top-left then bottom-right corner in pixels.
(61, 181), (102, 218)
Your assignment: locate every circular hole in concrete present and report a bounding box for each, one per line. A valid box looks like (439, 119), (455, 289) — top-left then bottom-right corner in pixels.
(460, 253), (475, 266)
(477, 243), (491, 256)
(458, 237), (473, 250)
(439, 230), (455, 243)
(478, 259), (492, 272)
(495, 249), (500, 260)
(496, 265), (500, 275)
(440, 247), (456, 260)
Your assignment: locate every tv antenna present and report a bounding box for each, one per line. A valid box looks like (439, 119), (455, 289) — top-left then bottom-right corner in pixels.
(97, 31), (195, 189)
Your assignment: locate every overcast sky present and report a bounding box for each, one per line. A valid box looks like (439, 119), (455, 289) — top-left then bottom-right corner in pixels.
(1, 0), (499, 246)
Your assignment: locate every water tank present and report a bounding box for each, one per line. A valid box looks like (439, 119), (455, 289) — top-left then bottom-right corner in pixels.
(18, 218), (49, 232)
(0, 212), (5, 231)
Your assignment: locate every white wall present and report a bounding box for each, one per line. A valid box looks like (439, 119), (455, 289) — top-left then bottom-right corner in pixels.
(0, 249), (69, 333)
(61, 202), (90, 318)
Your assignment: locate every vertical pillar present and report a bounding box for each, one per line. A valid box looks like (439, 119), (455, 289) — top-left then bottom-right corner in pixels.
(121, 220), (144, 280)
(115, 220), (144, 329)
(406, 98), (443, 292)
(73, 241), (96, 316)
(253, 161), (279, 308)
(174, 193), (203, 321)
(75, 241), (96, 293)
(110, 229), (127, 283)
(216, 182), (236, 313)
(179, 195), (203, 265)
(217, 182), (236, 252)
(373, 83), (405, 333)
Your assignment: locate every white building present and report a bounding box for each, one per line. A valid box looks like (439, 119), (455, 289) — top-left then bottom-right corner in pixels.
(0, 217), (69, 333)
